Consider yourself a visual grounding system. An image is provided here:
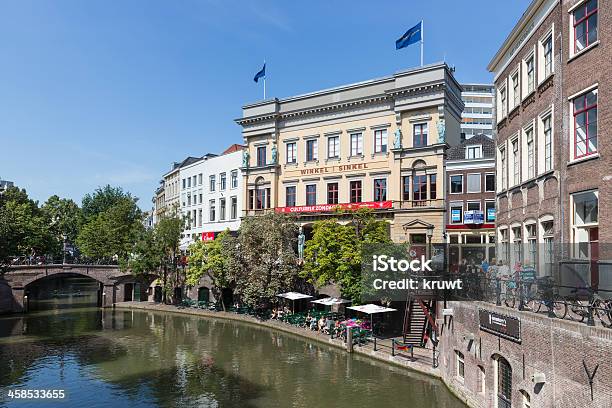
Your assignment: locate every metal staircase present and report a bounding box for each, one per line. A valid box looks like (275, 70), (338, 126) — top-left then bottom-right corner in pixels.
(402, 299), (436, 347)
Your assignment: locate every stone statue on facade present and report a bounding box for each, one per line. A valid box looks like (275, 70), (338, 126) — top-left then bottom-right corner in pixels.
(242, 150), (250, 168)
(393, 128), (402, 149)
(297, 226), (305, 261)
(436, 119), (446, 143)
(271, 144), (278, 164)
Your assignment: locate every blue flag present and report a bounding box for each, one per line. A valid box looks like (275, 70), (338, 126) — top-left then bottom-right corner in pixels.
(253, 64), (266, 83)
(396, 21), (422, 50)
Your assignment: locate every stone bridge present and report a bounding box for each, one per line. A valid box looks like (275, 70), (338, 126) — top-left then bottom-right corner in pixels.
(0, 264), (156, 313)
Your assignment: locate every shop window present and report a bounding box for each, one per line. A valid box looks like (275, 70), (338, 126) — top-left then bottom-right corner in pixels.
(450, 203), (463, 224)
(486, 201), (496, 222)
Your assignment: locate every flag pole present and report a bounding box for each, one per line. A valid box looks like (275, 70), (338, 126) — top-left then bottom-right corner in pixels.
(420, 20), (424, 67)
(263, 59), (267, 100)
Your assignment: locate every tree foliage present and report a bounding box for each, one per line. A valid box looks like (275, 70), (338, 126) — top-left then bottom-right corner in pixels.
(81, 185), (138, 220)
(302, 209), (391, 304)
(0, 187), (54, 271)
(41, 195), (83, 255)
(230, 213), (299, 307)
(186, 230), (235, 309)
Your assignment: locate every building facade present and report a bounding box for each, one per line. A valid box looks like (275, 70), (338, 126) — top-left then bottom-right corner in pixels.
(445, 134), (497, 268)
(179, 149), (243, 248)
(0, 179), (15, 194)
(236, 63), (464, 246)
(460, 84), (495, 139)
(489, 0), (610, 288)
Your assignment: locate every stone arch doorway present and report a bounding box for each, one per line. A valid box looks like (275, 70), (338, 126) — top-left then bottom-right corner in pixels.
(492, 354), (513, 408)
(198, 287), (210, 303)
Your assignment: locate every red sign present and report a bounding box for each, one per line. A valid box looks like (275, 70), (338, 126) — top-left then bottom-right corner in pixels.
(275, 201), (393, 214)
(201, 232), (215, 242)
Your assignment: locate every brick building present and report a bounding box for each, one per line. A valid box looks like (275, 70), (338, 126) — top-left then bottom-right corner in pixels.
(488, 0), (610, 290)
(445, 134), (497, 268)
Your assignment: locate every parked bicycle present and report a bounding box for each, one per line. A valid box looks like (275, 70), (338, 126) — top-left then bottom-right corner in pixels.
(565, 287), (612, 327)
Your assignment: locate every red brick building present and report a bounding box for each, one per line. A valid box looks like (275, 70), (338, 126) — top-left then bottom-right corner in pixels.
(488, 0), (610, 290)
(445, 134), (497, 268)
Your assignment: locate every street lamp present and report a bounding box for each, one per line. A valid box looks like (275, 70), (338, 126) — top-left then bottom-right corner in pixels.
(426, 226), (434, 260)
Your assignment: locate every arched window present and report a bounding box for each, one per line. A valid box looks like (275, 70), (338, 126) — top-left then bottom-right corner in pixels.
(497, 356), (512, 408)
(477, 365), (486, 394)
(520, 390), (531, 408)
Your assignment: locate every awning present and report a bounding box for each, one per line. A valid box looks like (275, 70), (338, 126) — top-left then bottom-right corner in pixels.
(347, 304), (397, 314)
(277, 292), (313, 301)
(310, 297), (351, 306)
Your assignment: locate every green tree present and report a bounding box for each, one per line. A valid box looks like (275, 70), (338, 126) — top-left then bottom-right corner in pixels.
(77, 198), (144, 262)
(186, 230), (235, 310)
(230, 213), (299, 307)
(81, 185), (138, 220)
(302, 209), (390, 304)
(0, 187), (53, 271)
(155, 208), (185, 303)
(41, 195), (83, 256)
(125, 227), (161, 277)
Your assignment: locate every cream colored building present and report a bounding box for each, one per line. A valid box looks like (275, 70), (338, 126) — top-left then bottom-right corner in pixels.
(236, 63), (463, 245)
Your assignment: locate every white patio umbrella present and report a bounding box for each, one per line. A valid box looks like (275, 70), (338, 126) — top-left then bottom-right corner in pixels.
(346, 304), (397, 333)
(277, 292), (313, 313)
(310, 297), (351, 308)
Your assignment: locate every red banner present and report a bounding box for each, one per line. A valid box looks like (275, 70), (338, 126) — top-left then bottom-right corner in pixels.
(275, 201), (393, 214)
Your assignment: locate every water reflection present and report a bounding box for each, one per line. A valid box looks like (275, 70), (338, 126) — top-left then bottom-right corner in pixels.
(0, 308), (466, 408)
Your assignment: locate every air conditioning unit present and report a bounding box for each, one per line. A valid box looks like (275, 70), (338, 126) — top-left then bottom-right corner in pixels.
(532, 372), (546, 384)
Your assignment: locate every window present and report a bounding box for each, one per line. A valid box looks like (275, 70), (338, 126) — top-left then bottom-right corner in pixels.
(220, 173), (227, 190)
(512, 226), (523, 264)
(450, 203), (463, 224)
(500, 147), (507, 190)
(485, 174), (495, 192)
(467, 174), (481, 193)
(466, 145), (482, 159)
(254, 186), (268, 210)
(220, 198), (226, 220)
(374, 179), (387, 202)
(209, 200), (216, 221)
(199, 192), (203, 204)
(450, 175), (463, 194)
(413, 123), (428, 147)
(526, 223), (537, 266)
(209, 175), (216, 192)
(429, 175), (437, 199)
(182, 178), (186, 189)
(512, 71), (520, 108)
(306, 139), (318, 161)
(497, 357), (512, 408)
(486, 201), (496, 222)
(512, 138), (520, 185)
(187, 177), (191, 188)
(327, 183), (339, 205)
(198, 209), (202, 227)
(573, 0), (598, 53)
(256, 146), (266, 166)
(526, 127), (535, 179)
(286, 186), (296, 207)
(193, 176), (197, 187)
(455, 351), (465, 380)
(467, 201), (481, 211)
(350, 133), (363, 156)
(374, 129), (388, 153)
(328, 136), (340, 159)
(402, 176), (410, 200)
(230, 196), (237, 219)
(500, 86), (507, 118)
(231, 170), (238, 188)
(572, 190), (598, 259)
(543, 113), (553, 171)
(542, 220), (554, 275)
(350, 180), (362, 203)
(543, 34), (553, 77)
(286, 142), (297, 164)
(413, 175), (427, 201)
(306, 184), (317, 206)
(198, 173), (203, 185)
(573, 88), (598, 159)
(526, 54), (535, 94)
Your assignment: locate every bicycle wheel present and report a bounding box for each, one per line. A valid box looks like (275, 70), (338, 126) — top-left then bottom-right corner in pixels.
(567, 300), (586, 322)
(593, 300), (611, 328)
(553, 295), (567, 319)
(504, 292), (516, 309)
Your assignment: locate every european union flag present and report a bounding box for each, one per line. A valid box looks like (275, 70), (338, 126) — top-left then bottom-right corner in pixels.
(253, 64), (266, 83)
(396, 21), (422, 50)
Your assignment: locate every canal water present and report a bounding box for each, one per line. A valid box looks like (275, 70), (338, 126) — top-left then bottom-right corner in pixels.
(0, 304), (466, 408)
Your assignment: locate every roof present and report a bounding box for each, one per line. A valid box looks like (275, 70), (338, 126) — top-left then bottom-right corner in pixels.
(446, 134), (496, 161)
(222, 144), (244, 155)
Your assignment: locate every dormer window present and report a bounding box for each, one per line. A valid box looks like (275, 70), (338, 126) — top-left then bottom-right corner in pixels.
(466, 145), (483, 159)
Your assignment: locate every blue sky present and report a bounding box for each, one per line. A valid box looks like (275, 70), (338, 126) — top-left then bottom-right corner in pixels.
(0, 0), (531, 209)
